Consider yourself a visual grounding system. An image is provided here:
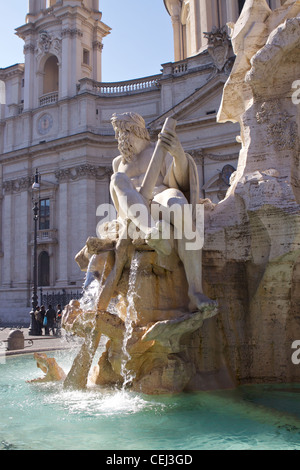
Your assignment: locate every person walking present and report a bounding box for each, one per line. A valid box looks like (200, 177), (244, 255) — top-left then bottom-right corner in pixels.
(34, 306), (43, 335)
(45, 304), (56, 336)
(56, 304), (62, 337)
(40, 305), (46, 335)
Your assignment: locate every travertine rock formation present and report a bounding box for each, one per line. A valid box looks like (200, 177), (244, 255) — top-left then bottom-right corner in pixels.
(193, 0), (300, 389)
(64, 245), (216, 394)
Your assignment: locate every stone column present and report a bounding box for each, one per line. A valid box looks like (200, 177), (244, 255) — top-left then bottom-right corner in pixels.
(92, 41), (103, 82)
(72, 22), (84, 97)
(200, 0), (215, 51)
(172, 14), (184, 62)
(28, 0), (36, 14)
(23, 42), (36, 111)
(61, 20), (83, 99)
(226, 0), (239, 23)
(56, 181), (69, 285)
(61, 25), (72, 99)
(2, 193), (13, 288)
(70, 178), (96, 281)
(14, 191), (30, 287)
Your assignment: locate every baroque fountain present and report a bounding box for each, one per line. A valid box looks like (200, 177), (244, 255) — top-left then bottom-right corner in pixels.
(31, 0), (300, 396)
(1, 0), (300, 451)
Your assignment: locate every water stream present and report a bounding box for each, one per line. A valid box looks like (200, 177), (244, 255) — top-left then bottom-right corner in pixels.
(120, 253), (140, 389)
(81, 255), (105, 312)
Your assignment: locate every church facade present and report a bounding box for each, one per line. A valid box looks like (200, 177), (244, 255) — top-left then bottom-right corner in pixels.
(0, 0), (284, 323)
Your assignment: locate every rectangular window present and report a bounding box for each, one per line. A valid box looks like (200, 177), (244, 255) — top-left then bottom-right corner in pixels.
(39, 199), (50, 230)
(83, 49), (90, 65)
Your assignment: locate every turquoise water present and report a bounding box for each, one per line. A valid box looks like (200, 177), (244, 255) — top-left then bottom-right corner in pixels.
(1, 350), (300, 450)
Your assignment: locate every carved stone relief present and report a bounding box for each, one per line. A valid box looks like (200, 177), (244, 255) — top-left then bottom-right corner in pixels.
(204, 26), (232, 72)
(36, 31), (62, 61)
(54, 164), (112, 183)
(3, 176), (33, 194)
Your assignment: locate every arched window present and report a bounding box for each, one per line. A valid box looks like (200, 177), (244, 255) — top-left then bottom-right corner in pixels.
(43, 55), (59, 94)
(38, 251), (50, 287)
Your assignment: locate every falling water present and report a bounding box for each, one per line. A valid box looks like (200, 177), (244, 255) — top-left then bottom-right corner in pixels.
(80, 255), (103, 312)
(76, 255), (108, 352)
(120, 253), (140, 389)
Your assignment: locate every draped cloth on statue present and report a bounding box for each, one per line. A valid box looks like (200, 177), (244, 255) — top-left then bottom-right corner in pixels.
(162, 152), (200, 223)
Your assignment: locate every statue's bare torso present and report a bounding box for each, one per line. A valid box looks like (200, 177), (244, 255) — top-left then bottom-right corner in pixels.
(112, 142), (167, 196)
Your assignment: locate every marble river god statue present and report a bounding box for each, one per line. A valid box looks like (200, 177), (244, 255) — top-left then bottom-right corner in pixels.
(61, 112), (217, 394)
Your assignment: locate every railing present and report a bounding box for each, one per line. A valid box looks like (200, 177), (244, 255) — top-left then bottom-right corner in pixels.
(31, 229), (58, 245)
(78, 75), (161, 96)
(39, 288), (82, 309)
(173, 61), (188, 74)
(39, 91), (58, 107)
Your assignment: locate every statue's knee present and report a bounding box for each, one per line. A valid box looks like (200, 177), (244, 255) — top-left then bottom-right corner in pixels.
(111, 172), (130, 191)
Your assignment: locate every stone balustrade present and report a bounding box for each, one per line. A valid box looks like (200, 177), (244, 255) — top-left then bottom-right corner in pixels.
(39, 91), (59, 107)
(172, 61), (188, 74)
(30, 229), (58, 245)
(78, 75), (161, 96)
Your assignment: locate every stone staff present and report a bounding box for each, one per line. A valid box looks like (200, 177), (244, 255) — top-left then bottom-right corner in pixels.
(139, 117), (177, 202)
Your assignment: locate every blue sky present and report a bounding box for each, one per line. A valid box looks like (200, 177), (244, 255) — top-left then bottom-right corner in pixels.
(0, 0), (174, 82)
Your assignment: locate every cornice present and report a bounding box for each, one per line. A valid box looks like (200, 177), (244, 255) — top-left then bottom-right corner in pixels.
(54, 163), (112, 183)
(0, 132), (116, 165)
(0, 64), (25, 81)
(2, 163), (112, 194)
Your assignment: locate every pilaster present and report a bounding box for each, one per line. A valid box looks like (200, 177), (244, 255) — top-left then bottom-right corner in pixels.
(56, 181), (69, 285)
(226, 0), (239, 23)
(2, 193), (13, 288)
(23, 42), (36, 111)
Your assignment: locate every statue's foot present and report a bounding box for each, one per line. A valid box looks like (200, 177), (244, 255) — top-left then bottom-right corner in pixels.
(145, 222), (172, 256)
(189, 293), (218, 319)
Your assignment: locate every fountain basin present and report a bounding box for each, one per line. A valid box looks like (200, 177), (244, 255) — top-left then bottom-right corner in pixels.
(1, 351), (300, 450)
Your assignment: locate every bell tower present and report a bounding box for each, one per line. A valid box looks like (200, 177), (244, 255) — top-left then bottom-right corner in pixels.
(164, 0), (284, 60)
(16, 0), (110, 111)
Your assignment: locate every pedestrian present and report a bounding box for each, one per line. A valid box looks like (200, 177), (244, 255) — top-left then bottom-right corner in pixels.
(56, 304), (62, 337)
(34, 306), (43, 335)
(45, 304), (56, 336)
(40, 305), (46, 335)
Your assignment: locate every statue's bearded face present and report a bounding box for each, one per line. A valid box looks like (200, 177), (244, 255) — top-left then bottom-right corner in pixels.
(116, 128), (136, 163)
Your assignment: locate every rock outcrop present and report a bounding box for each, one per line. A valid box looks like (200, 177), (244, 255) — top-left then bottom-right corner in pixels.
(194, 0), (300, 389)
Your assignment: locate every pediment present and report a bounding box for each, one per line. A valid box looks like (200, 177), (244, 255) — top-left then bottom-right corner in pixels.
(149, 74), (227, 132)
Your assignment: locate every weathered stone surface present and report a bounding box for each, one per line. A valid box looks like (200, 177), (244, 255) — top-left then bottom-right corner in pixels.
(197, 0), (300, 388)
(65, 246), (217, 394)
(28, 353), (66, 383)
